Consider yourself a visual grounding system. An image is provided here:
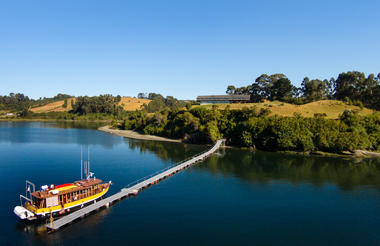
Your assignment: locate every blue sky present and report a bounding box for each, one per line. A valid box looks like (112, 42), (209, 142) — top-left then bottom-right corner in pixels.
(0, 0), (379, 99)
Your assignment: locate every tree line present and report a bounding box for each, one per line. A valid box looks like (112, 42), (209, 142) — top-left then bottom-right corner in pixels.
(0, 93), (72, 111)
(0, 93), (126, 118)
(226, 71), (380, 110)
(71, 95), (122, 115)
(138, 92), (187, 112)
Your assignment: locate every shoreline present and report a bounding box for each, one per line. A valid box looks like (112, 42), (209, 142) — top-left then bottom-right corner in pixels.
(98, 125), (182, 143)
(0, 118), (112, 123)
(2, 119), (379, 158)
(278, 150), (380, 159)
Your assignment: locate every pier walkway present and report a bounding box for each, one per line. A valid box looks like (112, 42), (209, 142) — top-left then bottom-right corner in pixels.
(46, 139), (225, 231)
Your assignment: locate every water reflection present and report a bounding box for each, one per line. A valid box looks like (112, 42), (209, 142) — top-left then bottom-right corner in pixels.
(126, 138), (208, 163)
(195, 148), (380, 190)
(111, 137), (380, 191)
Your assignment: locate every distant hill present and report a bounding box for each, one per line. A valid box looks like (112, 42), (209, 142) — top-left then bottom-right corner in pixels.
(197, 100), (376, 119)
(30, 97), (151, 113)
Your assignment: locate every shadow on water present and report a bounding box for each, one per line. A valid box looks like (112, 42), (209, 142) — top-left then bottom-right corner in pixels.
(126, 138), (209, 163)
(194, 148), (380, 191)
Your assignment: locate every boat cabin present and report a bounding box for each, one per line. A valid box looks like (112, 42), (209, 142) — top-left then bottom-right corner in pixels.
(30, 178), (106, 209)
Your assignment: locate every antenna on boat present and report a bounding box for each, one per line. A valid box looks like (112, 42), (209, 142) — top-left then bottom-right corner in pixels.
(88, 147), (90, 178)
(84, 160), (87, 179)
(80, 146), (83, 180)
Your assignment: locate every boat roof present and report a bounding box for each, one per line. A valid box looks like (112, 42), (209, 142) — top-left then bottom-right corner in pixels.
(31, 178), (103, 199)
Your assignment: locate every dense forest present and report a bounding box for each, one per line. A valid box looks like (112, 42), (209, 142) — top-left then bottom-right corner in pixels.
(116, 106), (380, 153)
(226, 71), (380, 110)
(71, 95), (122, 115)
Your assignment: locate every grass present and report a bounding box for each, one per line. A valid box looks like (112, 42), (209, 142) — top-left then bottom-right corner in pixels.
(118, 97), (151, 111)
(195, 100), (376, 119)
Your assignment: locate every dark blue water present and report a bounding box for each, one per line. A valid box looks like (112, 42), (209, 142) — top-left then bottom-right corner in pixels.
(1, 122), (380, 246)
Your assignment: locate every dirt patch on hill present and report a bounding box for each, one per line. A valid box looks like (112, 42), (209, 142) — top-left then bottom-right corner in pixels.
(30, 98), (76, 113)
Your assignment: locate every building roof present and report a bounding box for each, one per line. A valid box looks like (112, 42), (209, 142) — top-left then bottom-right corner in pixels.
(196, 95), (250, 101)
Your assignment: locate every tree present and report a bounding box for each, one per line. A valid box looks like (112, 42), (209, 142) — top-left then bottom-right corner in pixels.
(235, 86), (250, 95)
(137, 93), (147, 99)
(300, 77), (328, 101)
(334, 71), (379, 109)
(270, 78), (293, 100)
(250, 73), (287, 102)
(18, 106), (30, 117)
(148, 93), (164, 100)
(226, 85), (236, 95)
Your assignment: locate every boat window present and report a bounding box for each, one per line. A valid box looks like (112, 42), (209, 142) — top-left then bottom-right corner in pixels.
(33, 197), (41, 208)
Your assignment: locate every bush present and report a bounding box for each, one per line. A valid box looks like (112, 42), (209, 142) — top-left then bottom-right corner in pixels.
(62, 99), (68, 108)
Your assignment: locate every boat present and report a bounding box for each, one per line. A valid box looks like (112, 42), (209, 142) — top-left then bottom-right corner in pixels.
(14, 148), (111, 221)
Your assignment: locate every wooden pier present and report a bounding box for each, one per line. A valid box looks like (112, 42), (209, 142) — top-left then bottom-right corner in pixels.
(46, 139), (225, 231)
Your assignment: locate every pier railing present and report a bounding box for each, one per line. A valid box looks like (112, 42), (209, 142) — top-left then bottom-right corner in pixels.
(125, 145), (216, 188)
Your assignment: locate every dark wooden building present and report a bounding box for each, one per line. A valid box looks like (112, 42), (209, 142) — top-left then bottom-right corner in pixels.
(196, 95), (250, 104)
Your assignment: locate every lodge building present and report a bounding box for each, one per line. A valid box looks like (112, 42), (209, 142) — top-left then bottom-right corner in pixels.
(196, 95), (250, 104)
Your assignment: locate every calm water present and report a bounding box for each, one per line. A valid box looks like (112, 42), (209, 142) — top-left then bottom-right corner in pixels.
(1, 122), (380, 245)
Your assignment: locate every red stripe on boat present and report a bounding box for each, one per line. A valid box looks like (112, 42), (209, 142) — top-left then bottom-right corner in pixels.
(56, 183), (73, 188)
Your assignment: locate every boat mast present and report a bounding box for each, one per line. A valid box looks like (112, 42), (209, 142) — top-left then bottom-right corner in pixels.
(80, 146), (92, 180)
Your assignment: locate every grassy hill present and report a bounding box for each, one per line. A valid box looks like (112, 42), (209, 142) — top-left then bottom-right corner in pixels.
(196, 100), (376, 119)
(30, 98), (76, 113)
(23, 98), (378, 119)
(30, 97), (151, 113)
